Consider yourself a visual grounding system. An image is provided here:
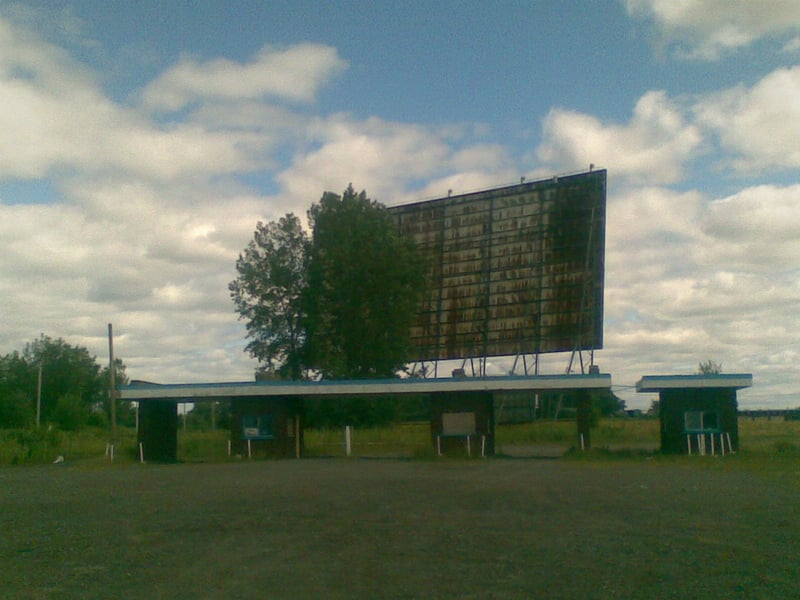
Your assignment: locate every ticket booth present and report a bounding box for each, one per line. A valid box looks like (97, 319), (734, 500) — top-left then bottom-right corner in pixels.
(636, 374), (753, 454)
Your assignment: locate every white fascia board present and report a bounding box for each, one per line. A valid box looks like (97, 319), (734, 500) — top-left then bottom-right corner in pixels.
(120, 374), (611, 401)
(636, 374), (752, 393)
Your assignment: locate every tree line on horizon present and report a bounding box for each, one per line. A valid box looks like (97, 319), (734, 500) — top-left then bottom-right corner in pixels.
(0, 334), (131, 430)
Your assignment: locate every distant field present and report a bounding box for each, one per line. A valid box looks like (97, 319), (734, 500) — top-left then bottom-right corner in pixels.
(2, 450), (799, 599)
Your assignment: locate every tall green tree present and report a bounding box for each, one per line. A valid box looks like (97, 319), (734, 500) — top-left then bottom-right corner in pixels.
(229, 213), (309, 379)
(304, 185), (427, 379)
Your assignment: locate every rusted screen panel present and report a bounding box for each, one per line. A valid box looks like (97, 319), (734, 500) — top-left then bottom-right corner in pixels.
(391, 170), (606, 361)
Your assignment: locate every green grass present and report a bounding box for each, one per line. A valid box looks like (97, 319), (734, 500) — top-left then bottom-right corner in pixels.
(304, 422), (431, 457)
(2, 417), (798, 466)
(497, 417), (661, 446)
(739, 417), (800, 453)
(0, 427), (139, 465)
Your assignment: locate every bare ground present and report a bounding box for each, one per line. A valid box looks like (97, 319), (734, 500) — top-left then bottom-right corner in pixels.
(1, 456), (798, 599)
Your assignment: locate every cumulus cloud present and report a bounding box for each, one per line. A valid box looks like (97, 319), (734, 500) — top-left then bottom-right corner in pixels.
(0, 6), (796, 408)
(0, 15), (519, 383)
(141, 44), (347, 111)
(603, 182), (800, 407)
(538, 65), (800, 184)
(537, 91), (701, 184)
(275, 116), (514, 209)
(693, 66), (800, 172)
(0, 17), (286, 182)
(626, 0), (800, 59)
(701, 184), (800, 270)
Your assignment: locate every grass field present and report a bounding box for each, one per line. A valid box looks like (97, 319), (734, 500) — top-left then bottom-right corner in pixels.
(1, 419), (799, 598)
(1, 417), (798, 464)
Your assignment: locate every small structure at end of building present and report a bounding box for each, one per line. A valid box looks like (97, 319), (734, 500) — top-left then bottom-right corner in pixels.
(636, 374), (753, 455)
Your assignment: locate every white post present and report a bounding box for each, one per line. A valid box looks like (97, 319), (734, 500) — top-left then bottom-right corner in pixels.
(227, 439), (231, 457)
(687, 435), (692, 455)
(247, 439), (252, 459)
(466, 435), (471, 457)
(726, 432), (733, 453)
(580, 433), (585, 451)
(345, 425), (352, 457)
(139, 442), (145, 463)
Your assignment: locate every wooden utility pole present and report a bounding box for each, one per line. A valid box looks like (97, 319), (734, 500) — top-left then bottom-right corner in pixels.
(108, 323), (117, 451)
(36, 364), (42, 428)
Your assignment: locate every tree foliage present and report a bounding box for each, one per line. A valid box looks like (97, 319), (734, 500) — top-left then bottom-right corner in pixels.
(0, 335), (128, 430)
(304, 185), (427, 379)
(229, 214), (309, 379)
(231, 185), (428, 383)
(697, 359), (723, 374)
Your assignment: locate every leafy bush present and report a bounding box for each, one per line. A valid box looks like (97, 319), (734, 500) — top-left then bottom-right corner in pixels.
(0, 389), (34, 428)
(51, 393), (91, 430)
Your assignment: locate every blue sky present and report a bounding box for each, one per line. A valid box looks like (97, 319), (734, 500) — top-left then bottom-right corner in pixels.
(1, 1), (799, 409)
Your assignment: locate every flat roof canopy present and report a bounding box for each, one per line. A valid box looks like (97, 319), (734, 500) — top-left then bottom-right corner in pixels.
(636, 374), (752, 393)
(120, 374), (612, 402)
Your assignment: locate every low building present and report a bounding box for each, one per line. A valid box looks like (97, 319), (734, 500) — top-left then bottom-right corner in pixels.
(636, 374), (753, 454)
(122, 374), (612, 461)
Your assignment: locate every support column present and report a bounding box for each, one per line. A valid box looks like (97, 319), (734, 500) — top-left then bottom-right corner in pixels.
(138, 400), (178, 462)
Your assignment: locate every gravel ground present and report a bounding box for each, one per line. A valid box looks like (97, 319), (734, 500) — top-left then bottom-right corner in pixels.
(2, 456), (798, 599)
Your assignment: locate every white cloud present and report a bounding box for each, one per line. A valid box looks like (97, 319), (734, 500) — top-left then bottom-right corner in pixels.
(693, 66), (800, 172)
(275, 116), (515, 209)
(141, 44), (347, 112)
(602, 182), (800, 408)
(701, 183), (800, 270)
(0, 19), (513, 383)
(626, 0), (800, 59)
(537, 91), (701, 184)
(1, 7), (798, 410)
(0, 17), (285, 182)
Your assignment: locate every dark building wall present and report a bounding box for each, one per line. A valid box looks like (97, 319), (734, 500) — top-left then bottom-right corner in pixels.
(659, 388), (739, 454)
(430, 392), (495, 456)
(230, 397), (304, 458)
(138, 400), (178, 462)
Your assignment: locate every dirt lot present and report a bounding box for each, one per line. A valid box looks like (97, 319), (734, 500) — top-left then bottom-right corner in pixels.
(2, 456), (798, 599)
